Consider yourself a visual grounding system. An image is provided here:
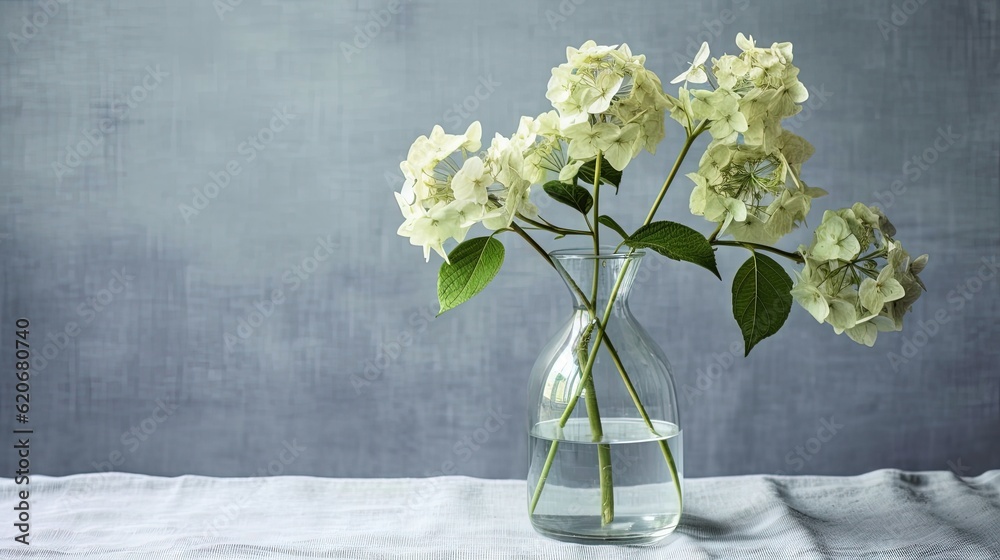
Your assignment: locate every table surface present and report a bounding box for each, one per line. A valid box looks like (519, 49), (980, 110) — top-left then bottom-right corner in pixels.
(1, 469), (998, 559)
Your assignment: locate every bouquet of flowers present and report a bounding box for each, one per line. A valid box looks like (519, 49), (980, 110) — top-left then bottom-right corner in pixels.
(392, 35), (927, 536)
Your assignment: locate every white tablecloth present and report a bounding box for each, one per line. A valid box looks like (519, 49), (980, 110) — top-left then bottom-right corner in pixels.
(1, 470), (998, 559)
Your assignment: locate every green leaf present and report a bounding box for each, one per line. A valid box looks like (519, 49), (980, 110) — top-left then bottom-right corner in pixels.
(543, 181), (593, 214)
(597, 215), (629, 240)
(578, 156), (623, 190)
(625, 221), (720, 279)
(437, 237), (505, 315)
(731, 252), (793, 356)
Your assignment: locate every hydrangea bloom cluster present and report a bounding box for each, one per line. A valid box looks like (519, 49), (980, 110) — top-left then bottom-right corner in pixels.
(790, 203), (928, 346)
(677, 34), (821, 243)
(398, 41), (671, 262)
(545, 41), (671, 172)
(394, 36), (928, 347)
(396, 120), (548, 261)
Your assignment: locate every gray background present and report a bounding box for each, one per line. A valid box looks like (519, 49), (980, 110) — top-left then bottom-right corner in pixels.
(1, 0), (997, 480)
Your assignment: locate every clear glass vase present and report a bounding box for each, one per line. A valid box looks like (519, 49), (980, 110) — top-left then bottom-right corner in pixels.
(527, 248), (682, 545)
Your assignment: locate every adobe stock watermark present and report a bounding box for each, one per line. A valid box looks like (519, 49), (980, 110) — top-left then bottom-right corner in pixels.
(947, 457), (972, 477)
(223, 235), (339, 352)
(544, 0), (586, 30)
(7, 0), (71, 54)
(442, 75), (501, 130)
(63, 400), (177, 510)
(871, 126), (962, 210)
(350, 304), (437, 394)
(340, 0), (405, 63)
(34, 268), (135, 372)
(774, 416), (844, 474)
(670, 0), (751, 73)
(178, 106), (296, 223)
(680, 339), (744, 405)
(212, 0), (245, 21)
(877, 0), (929, 40)
(405, 407), (512, 510)
(52, 65), (169, 180)
(886, 256), (998, 371)
(90, 399), (179, 473)
(189, 439), (306, 546)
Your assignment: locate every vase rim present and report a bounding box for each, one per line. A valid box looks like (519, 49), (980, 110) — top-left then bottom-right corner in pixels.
(548, 247), (645, 260)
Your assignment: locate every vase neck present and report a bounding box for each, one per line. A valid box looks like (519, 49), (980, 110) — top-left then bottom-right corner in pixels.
(551, 249), (643, 312)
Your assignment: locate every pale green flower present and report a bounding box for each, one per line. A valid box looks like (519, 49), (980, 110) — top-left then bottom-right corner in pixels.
(790, 279), (829, 323)
(482, 177), (536, 230)
(546, 66), (574, 104)
(547, 40), (670, 157)
(810, 212), (861, 261)
(792, 205), (927, 345)
(883, 240), (928, 330)
(558, 160), (584, 182)
(845, 321), (878, 347)
(691, 89), (747, 141)
(762, 189), (811, 240)
(534, 110), (562, 137)
(395, 119), (556, 261)
(687, 141), (817, 244)
(735, 32), (756, 52)
(712, 54), (749, 90)
(603, 123), (641, 171)
(690, 88), (736, 120)
(666, 87), (695, 128)
(827, 295), (859, 334)
(427, 121), (481, 155)
(858, 265), (905, 315)
(451, 156), (491, 205)
(688, 171), (747, 226)
(396, 197), (477, 262)
(564, 122), (618, 160)
(639, 108), (667, 154)
(399, 121), (484, 206)
(671, 41), (710, 84)
(587, 72), (626, 114)
(776, 129), (815, 165)
(723, 214), (775, 244)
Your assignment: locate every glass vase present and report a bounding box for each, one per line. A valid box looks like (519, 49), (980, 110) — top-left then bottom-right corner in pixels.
(527, 248), (682, 545)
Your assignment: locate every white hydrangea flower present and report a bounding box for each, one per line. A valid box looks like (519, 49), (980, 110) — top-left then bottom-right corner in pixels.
(395, 120), (554, 261)
(563, 121), (618, 161)
(687, 137), (821, 244)
(396, 196), (479, 262)
(671, 41), (710, 84)
(546, 40), (670, 172)
(791, 206), (927, 346)
(698, 34), (811, 154)
(811, 212), (861, 261)
(602, 123), (642, 171)
(451, 156), (491, 205)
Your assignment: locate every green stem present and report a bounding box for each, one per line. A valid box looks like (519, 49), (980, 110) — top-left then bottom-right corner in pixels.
(592, 154), (602, 254)
(517, 214), (591, 237)
(517, 219), (617, 521)
(553, 123), (708, 514)
(601, 336), (683, 510)
(585, 151), (614, 525)
(711, 240), (805, 264)
(510, 223), (552, 264)
(644, 120), (709, 225)
(707, 222), (723, 243)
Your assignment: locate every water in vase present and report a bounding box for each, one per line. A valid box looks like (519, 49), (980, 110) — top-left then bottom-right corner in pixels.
(528, 417), (683, 544)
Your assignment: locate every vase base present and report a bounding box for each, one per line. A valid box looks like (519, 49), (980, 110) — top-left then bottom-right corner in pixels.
(530, 514), (679, 545)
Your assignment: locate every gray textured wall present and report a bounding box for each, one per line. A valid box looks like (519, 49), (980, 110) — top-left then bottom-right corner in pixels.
(0, 0), (997, 480)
